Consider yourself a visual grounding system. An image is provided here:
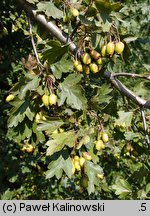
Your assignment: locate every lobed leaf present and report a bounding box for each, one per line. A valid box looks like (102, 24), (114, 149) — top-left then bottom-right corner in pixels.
(46, 131), (76, 156)
(58, 74), (87, 110)
(37, 2), (63, 19)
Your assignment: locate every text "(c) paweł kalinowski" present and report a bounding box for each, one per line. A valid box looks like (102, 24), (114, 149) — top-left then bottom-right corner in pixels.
(19, 202), (105, 212)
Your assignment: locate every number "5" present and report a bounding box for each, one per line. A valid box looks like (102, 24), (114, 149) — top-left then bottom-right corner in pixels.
(141, 203), (146, 211)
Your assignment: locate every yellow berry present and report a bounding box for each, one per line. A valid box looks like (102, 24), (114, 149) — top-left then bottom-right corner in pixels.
(42, 94), (49, 107)
(106, 42), (115, 56)
(101, 132), (109, 143)
(71, 8), (79, 17)
(79, 157), (85, 167)
(6, 94), (15, 102)
(101, 45), (107, 57)
(49, 94), (57, 105)
(115, 41), (124, 54)
(82, 152), (92, 160)
(82, 53), (91, 65)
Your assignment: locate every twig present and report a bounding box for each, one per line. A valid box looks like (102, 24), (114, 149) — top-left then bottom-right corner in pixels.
(140, 107), (150, 149)
(113, 72), (150, 81)
(27, 12), (43, 69)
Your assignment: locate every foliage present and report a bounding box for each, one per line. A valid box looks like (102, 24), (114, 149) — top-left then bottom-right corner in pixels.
(0, 0), (149, 200)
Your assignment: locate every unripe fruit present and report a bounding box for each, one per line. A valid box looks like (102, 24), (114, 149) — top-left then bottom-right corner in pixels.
(25, 144), (34, 153)
(76, 64), (83, 72)
(79, 157), (85, 167)
(73, 60), (80, 67)
(96, 57), (102, 65)
(90, 50), (101, 60)
(101, 45), (107, 57)
(82, 53), (91, 65)
(2, 27), (8, 36)
(35, 113), (41, 124)
(101, 132), (109, 143)
(63, 15), (69, 23)
(125, 152), (130, 157)
(115, 41), (124, 54)
(95, 140), (105, 150)
(114, 153), (120, 159)
(89, 63), (99, 73)
(74, 160), (81, 171)
(97, 173), (104, 180)
(52, 129), (59, 134)
(80, 176), (88, 188)
(71, 8), (79, 17)
(74, 155), (80, 161)
(59, 128), (64, 133)
(6, 94), (15, 102)
(82, 152), (92, 161)
(42, 116), (46, 120)
(42, 94), (49, 107)
(74, 60), (83, 72)
(49, 94), (57, 105)
(106, 42), (115, 56)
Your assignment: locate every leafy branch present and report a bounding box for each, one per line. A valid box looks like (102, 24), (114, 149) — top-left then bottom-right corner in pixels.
(17, 0), (150, 147)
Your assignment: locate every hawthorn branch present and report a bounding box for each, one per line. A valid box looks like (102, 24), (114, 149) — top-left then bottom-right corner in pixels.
(27, 12), (43, 69)
(16, 0), (150, 110)
(104, 71), (150, 109)
(17, 0), (78, 56)
(15, 0), (150, 111)
(17, 0), (150, 147)
(113, 72), (150, 81)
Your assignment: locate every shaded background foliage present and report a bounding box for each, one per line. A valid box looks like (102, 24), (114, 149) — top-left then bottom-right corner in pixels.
(0, 0), (149, 199)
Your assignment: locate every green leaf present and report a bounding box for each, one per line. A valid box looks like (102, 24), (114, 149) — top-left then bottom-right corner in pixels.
(115, 111), (133, 127)
(51, 56), (73, 79)
(124, 131), (139, 141)
(123, 36), (138, 43)
(46, 155), (63, 179)
(37, 118), (64, 133)
(1, 189), (14, 200)
(58, 74), (87, 110)
(21, 120), (33, 140)
(133, 81), (149, 99)
(91, 33), (101, 49)
(95, 0), (122, 22)
(19, 76), (40, 99)
(90, 83), (112, 107)
(32, 122), (46, 144)
(8, 98), (35, 128)
(86, 6), (97, 17)
(46, 151), (73, 179)
(46, 131), (76, 156)
(63, 157), (73, 179)
(137, 189), (147, 199)
(84, 161), (104, 194)
(143, 64), (150, 71)
(37, 2), (63, 19)
(95, 0), (122, 13)
(146, 183), (150, 194)
(112, 177), (132, 199)
(8, 100), (28, 127)
(42, 44), (69, 64)
(7, 118), (33, 143)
